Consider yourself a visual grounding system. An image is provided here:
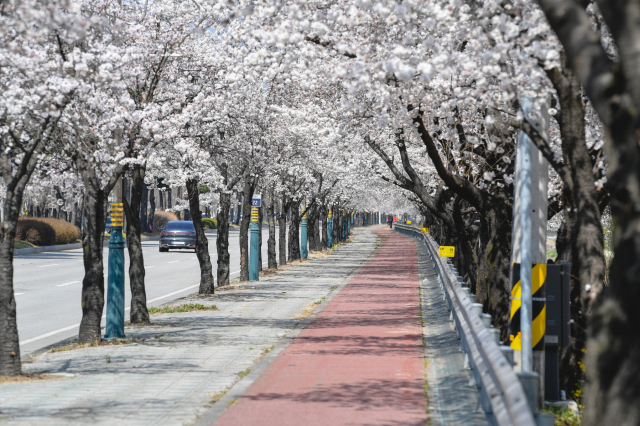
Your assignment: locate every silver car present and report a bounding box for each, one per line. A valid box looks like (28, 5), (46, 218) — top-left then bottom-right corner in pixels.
(159, 221), (197, 252)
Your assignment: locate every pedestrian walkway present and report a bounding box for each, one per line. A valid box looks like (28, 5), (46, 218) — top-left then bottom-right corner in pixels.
(212, 228), (428, 426)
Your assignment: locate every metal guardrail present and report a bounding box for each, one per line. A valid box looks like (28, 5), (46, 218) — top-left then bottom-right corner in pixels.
(394, 224), (538, 426)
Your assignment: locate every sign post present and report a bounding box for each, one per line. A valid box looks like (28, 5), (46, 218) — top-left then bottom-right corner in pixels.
(249, 195), (261, 281)
(510, 97), (550, 409)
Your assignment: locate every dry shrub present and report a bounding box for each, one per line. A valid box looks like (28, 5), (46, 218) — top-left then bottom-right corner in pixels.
(17, 218), (80, 246)
(153, 210), (179, 231)
(16, 219), (56, 246)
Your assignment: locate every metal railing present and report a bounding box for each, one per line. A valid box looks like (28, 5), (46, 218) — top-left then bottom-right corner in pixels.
(395, 224), (537, 426)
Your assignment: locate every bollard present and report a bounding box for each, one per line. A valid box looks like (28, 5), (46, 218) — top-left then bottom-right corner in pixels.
(105, 179), (125, 339)
(249, 206), (260, 281)
(300, 209), (308, 259)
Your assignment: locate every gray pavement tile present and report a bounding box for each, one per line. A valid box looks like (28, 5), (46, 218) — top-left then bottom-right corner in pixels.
(0, 229), (378, 426)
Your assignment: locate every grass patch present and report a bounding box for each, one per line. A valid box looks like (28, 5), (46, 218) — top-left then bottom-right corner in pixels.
(49, 338), (138, 353)
(542, 406), (581, 426)
(148, 303), (218, 314)
(547, 249), (558, 261)
(14, 240), (36, 249)
(208, 391), (227, 405)
(0, 373), (63, 384)
(237, 368), (251, 379)
(228, 398), (239, 407)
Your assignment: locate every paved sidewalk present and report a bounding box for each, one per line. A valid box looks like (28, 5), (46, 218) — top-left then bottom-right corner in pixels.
(213, 228), (427, 426)
(0, 229), (377, 426)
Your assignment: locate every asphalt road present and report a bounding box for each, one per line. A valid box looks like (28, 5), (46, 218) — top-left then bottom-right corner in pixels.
(14, 226), (278, 357)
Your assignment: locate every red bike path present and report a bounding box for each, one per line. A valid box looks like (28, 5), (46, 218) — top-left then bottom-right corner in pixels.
(213, 228), (427, 426)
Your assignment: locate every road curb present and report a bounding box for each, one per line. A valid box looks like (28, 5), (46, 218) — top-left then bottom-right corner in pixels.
(192, 233), (379, 426)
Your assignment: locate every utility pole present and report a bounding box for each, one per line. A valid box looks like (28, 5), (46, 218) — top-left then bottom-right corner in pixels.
(511, 97), (550, 409)
(105, 176), (125, 339)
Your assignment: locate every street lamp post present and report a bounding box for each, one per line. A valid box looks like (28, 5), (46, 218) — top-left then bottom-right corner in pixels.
(249, 197), (260, 281)
(301, 206), (308, 259)
(328, 210), (333, 248)
(105, 177), (125, 339)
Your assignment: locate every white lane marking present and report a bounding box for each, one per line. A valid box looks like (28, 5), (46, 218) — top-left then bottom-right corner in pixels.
(37, 264), (59, 268)
(56, 281), (80, 287)
(146, 266), (155, 268)
(20, 283), (199, 346)
(168, 261), (180, 264)
(20, 323), (80, 346)
(146, 284), (199, 304)
(15, 293), (24, 296)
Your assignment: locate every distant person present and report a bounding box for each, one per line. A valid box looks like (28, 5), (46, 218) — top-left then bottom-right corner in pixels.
(387, 215), (393, 229)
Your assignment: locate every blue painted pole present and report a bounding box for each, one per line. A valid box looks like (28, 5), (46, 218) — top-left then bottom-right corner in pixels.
(105, 184), (125, 339)
(328, 210), (333, 248)
(250, 206), (260, 281)
(301, 210), (308, 259)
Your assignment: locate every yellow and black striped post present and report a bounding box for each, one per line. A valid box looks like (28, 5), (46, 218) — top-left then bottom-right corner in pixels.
(509, 263), (547, 351)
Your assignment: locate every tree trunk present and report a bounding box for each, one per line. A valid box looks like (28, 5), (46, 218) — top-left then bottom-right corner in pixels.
(239, 180), (254, 281)
(186, 178), (214, 294)
(288, 199), (301, 261)
(0, 192), (22, 375)
(321, 205), (328, 249)
(216, 192), (231, 287)
(77, 159), (108, 344)
(74, 196), (83, 229)
(267, 189), (277, 269)
(140, 183), (148, 233)
(307, 206), (317, 251)
(123, 164), (149, 325)
(474, 203), (513, 339)
(332, 206), (340, 244)
(278, 195), (288, 266)
(148, 189), (155, 232)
